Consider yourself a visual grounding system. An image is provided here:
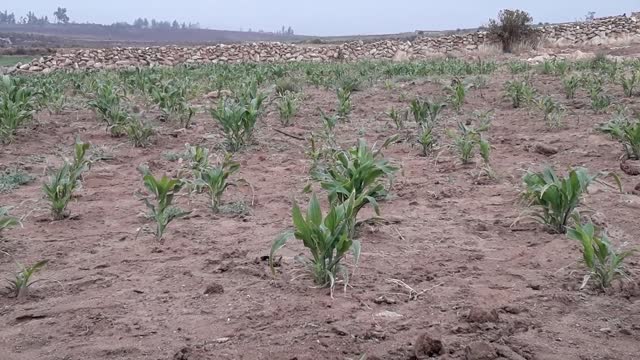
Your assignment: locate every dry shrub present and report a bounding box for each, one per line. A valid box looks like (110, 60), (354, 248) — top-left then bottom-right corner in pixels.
(487, 9), (539, 53)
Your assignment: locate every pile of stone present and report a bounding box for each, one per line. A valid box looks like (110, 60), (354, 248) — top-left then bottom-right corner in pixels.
(9, 13), (640, 73)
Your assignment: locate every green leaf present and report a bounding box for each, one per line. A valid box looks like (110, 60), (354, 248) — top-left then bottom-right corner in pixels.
(270, 232), (292, 275)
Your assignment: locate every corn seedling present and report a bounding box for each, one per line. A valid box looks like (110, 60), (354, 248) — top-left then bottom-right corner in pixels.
(567, 220), (633, 290)
(196, 155), (240, 213)
(387, 107), (407, 130)
(210, 99), (253, 152)
(417, 125), (436, 156)
(5, 259), (48, 298)
(537, 96), (565, 128)
(142, 173), (189, 241)
(269, 193), (361, 293)
(0, 207), (20, 238)
(337, 87), (352, 117)
(410, 98), (446, 128)
(504, 79), (535, 108)
(43, 164), (74, 220)
(446, 122), (483, 165)
(312, 138), (397, 234)
(520, 167), (621, 234)
(508, 61), (530, 74)
(562, 75), (581, 100)
(151, 80), (195, 128)
(0, 75), (37, 143)
(599, 114), (640, 160)
(446, 79), (472, 113)
(620, 71), (638, 97)
(126, 117), (155, 148)
(277, 93), (299, 126)
(589, 88), (611, 113)
(87, 81), (129, 136)
(275, 78), (299, 96)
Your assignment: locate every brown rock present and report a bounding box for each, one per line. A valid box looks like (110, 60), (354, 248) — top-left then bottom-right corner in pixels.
(467, 307), (499, 323)
(633, 183), (640, 196)
(414, 333), (444, 358)
(464, 342), (497, 360)
(534, 143), (559, 156)
(203, 283), (224, 295)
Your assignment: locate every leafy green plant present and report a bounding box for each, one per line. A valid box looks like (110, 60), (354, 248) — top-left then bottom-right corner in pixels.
(387, 107), (407, 130)
(0, 75), (36, 142)
(567, 221), (633, 290)
(210, 99), (254, 152)
(599, 114), (640, 160)
(620, 71), (638, 97)
(277, 93), (299, 126)
(446, 79), (472, 112)
(589, 87), (611, 113)
(142, 173), (189, 241)
(410, 98), (446, 128)
(504, 79), (535, 108)
(87, 81), (129, 136)
(269, 193), (361, 293)
(196, 155), (240, 213)
(151, 80), (195, 128)
(562, 74), (581, 99)
(520, 167), (621, 234)
(0, 207), (20, 238)
(312, 138), (397, 233)
(337, 87), (352, 117)
(537, 96), (565, 128)
(185, 144), (210, 175)
(6, 259), (48, 298)
(446, 121), (489, 165)
(275, 77), (299, 96)
(43, 164), (74, 220)
(508, 60), (530, 74)
(126, 117), (155, 148)
(417, 126), (436, 156)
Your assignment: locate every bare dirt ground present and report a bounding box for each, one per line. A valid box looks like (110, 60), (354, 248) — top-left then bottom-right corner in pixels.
(1, 65), (640, 360)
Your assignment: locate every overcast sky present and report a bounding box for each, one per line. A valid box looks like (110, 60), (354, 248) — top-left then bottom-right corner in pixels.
(3, 1), (638, 35)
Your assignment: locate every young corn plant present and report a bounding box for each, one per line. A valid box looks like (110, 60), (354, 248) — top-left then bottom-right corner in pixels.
(504, 79), (535, 108)
(387, 107), (407, 130)
(537, 96), (566, 128)
(446, 122), (484, 165)
(312, 138), (397, 234)
(126, 117), (155, 148)
(520, 167), (621, 234)
(620, 71), (638, 97)
(0, 75), (37, 143)
(589, 86), (611, 113)
(337, 87), (352, 117)
(562, 75), (581, 100)
(0, 207), (20, 238)
(269, 193), (361, 294)
(599, 115), (640, 160)
(210, 100), (252, 152)
(277, 93), (299, 127)
(151, 80), (195, 128)
(6, 259), (48, 298)
(417, 125), (436, 156)
(87, 82), (129, 136)
(567, 221), (633, 290)
(142, 173), (189, 241)
(196, 155), (240, 213)
(410, 98), (446, 128)
(446, 79), (472, 113)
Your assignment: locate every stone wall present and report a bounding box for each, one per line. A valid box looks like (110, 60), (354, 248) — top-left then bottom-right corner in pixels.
(10, 13), (640, 73)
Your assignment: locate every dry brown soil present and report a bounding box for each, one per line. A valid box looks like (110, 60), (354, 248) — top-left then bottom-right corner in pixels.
(1, 68), (640, 360)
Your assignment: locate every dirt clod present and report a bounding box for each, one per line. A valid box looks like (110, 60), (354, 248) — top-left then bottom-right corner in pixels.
(621, 160), (640, 176)
(533, 143), (559, 156)
(467, 307), (499, 323)
(414, 333), (444, 358)
(464, 342), (497, 360)
(203, 283), (224, 295)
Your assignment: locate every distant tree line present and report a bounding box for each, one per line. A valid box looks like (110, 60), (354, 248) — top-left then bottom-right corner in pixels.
(0, 8), (200, 30)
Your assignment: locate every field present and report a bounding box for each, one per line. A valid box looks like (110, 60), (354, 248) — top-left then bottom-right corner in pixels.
(0, 55), (38, 67)
(1, 53), (640, 360)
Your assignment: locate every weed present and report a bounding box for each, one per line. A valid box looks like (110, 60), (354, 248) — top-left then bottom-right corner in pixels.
(567, 221), (633, 290)
(387, 107), (407, 130)
(0, 207), (20, 238)
(620, 71), (638, 97)
(142, 173), (189, 241)
(5, 260), (48, 298)
(0, 168), (33, 193)
(269, 193), (361, 293)
(275, 77), (299, 96)
(520, 167), (621, 234)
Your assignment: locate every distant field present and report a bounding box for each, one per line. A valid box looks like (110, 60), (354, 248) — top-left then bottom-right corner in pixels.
(0, 55), (36, 67)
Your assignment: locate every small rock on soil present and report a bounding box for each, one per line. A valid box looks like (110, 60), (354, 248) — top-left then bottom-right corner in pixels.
(465, 342), (497, 360)
(467, 307), (499, 323)
(414, 332), (444, 358)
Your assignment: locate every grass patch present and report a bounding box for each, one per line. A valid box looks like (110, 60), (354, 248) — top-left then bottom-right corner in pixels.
(0, 168), (34, 193)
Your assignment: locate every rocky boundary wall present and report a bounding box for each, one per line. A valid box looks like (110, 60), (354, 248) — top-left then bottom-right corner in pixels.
(9, 13), (640, 73)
